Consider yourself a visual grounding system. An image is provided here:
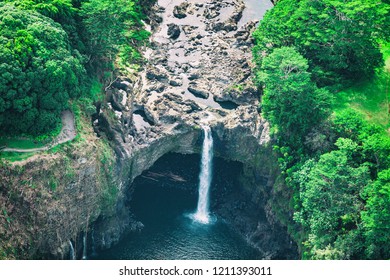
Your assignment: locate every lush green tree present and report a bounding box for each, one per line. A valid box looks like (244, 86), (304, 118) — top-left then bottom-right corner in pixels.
(80, 0), (150, 69)
(2, 0), (75, 20)
(0, 4), (86, 134)
(253, 0), (390, 260)
(259, 47), (331, 148)
(3, 0), (88, 53)
(291, 110), (390, 259)
(333, 110), (390, 174)
(293, 139), (371, 259)
(253, 0), (390, 87)
(361, 169), (390, 259)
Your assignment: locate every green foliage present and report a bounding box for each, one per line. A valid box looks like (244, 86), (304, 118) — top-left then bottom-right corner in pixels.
(253, 0), (390, 87)
(334, 44), (390, 128)
(291, 110), (390, 259)
(0, 0), (152, 138)
(2, 0), (75, 19)
(2, 0), (85, 52)
(361, 169), (390, 259)
(0, 137), (46, 149)
(0, 151), (36, 162)
(89, 78), (104, 102)
(0, 4), (86, 135)
(80, 0), (150, 70)
(293, 143), (371, 259)
(48, 178), (57, 191)
(254, 1), (390, 259)
(333, 110), (390, 173)
(260, 47), (331, 148)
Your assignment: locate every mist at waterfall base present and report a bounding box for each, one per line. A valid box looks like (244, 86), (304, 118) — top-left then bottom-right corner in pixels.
(92, 151), (264, 260)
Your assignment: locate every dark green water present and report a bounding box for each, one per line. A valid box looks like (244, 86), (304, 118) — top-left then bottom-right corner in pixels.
(93, 175), (262, 260)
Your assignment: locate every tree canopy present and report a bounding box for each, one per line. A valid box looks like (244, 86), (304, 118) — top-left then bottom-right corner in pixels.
(81, 0), (150, 69)
(259, 47), (331, 148)
(253, 0), (390, 88)
(293, 112), (390, 259)
(253, 0), (390, 260)
(293, 140), (371, 259)
(0, 3), (86, 135)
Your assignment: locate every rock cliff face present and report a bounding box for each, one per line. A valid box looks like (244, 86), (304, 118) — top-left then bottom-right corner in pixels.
(91, 0), (292, 258)
(0, 113), (117, 259)
(0, 0), (295, 260)
(96, 0), (271, 169)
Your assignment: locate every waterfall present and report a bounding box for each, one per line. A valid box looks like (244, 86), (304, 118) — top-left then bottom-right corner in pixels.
(193, 125), (213, 224)
(91, 227), (97, 256)
(82, 233), (87, 260)
(68, 240), (76, 260)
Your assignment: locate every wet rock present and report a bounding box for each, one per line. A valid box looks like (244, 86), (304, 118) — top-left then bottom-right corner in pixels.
(109, 89), (126, 112)
(188, 83), (209, 99)
(167, 23), (181, 40)
(145, 83), (165, 93)
(169, 78), (183, 87)
(235, 21), (258, 46)
(173, 2), (190, 19)
(204, 7), (220, 19)
(215, 85), (259, 105)
(112, 79), (131, 91)
(188, 73), (200, 81)
(146, 67), (168, 83)
(182, 25), (199, 35)
(213, 19), (237, 32)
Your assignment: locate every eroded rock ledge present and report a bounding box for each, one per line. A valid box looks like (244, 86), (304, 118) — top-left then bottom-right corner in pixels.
(92, 0), (286, 257)
(96, 0), (269, 164)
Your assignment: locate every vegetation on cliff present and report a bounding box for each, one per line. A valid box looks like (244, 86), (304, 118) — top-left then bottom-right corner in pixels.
(0, 0), (152, 137)
(0, 104), (116, 259)
(254, 0), (390, 259)
(0, 0), (154, 259)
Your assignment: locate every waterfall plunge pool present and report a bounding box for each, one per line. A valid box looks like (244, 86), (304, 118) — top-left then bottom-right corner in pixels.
(92, 153), (265, 260)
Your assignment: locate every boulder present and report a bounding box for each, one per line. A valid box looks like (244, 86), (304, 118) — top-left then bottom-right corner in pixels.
(173, 2), (190, 19)
(188, 86), (209, 99)
(167, 23), (181, 40)
(169, 79), (183, 87)
(146, 67), (168, 83)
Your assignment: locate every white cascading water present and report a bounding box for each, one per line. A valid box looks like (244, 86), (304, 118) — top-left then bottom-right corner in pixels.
(193, 125), (213, 224)
(82, 233), (87, 260)
(91, 228), (97, 256)
(68, 240), (76, 260)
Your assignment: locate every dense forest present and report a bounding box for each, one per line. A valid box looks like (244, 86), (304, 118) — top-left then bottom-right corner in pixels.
(253, 0), (390, 259)
(0, 0), (152, 135)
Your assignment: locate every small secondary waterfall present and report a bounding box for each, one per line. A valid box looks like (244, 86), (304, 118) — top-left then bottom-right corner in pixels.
(82, 233), (87, 260)
(68, 240), (76, 260)
(193, 126), (213, 224)
(91, 228), (97, 256)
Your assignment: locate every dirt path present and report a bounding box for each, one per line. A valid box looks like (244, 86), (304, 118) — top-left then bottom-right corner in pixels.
(1, 110), (77, 153)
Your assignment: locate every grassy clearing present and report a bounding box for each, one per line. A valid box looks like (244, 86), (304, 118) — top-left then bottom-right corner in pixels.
(0, 138), (46, 150)
(0, 119), (62, 151)
(333, 44), (390, 130)
(0, 151), (36, 162)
